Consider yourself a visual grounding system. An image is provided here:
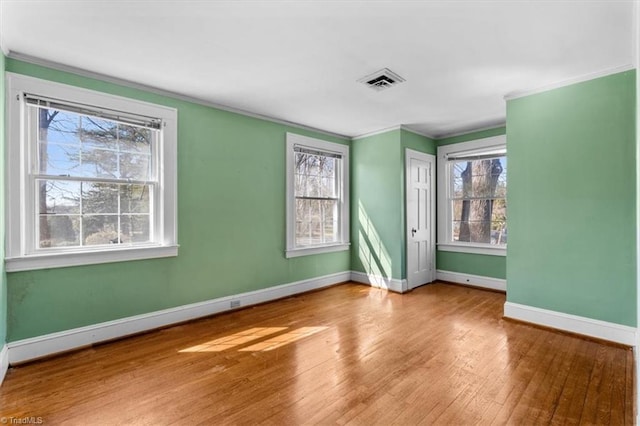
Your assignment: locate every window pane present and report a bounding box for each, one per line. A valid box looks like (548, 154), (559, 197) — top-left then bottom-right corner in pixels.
(38, 109), (81, 146)
(452, 199), (506, 245)
(450, 157), (506, 198)
(83, 215), (119, 246)
(80, 148), (118, 179)
(452, 220), (492, 244)
(320, 176), (336, 198)
(38, 180), (81, 248)
(121, 215), (150, 243)
(38, 180), (80, 214)
(119, 125), (152, 154)
(39, 142), (81, 176)
(294, 152), (337, 198)
(80, 116), (118, 150)
(120, 153), (151, 181)
(120, 184), (150, 213)
(82, 183), (118, 214)
(492, 198), (507, 223)
(295, 198), (338, 246)
(452, 177), (463, 198)
(491, 222), (507, 244)
(39, 215), (80, 248)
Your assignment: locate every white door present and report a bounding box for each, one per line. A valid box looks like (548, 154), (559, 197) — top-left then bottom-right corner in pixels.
(406, 149), (436, 290)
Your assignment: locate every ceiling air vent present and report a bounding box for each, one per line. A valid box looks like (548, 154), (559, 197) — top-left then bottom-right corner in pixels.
(358, 68), (405, 91)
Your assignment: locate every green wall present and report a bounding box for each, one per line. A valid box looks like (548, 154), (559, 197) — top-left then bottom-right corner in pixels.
(5, 59), (351, 341)
(507, 70), (636, 326)
(2, 59), (636, 342)
(0, 52), (7, 347)
(435, 127), (507, 279)
(436, 251), (506, 279)
(351, 128), (435, 282)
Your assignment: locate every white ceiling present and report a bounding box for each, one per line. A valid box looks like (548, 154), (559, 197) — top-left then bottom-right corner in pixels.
(0, 1), (635, 139)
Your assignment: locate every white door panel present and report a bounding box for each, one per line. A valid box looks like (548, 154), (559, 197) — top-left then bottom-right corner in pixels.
(406, 149), (436, 290)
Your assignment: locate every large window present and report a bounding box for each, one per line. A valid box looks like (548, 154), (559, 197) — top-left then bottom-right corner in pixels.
(285, 133), (349, 258)
(437, 135), (506, 256)
(6, 74), (178, 271)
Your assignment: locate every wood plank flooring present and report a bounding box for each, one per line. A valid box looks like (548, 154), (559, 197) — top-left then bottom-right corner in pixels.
(0, 282), (634, 425)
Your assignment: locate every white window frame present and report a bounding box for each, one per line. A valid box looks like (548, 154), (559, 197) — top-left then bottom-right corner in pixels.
(5, 73), (178, 272)
(436, 135), (506, 257)
(285, 133), (350, 258)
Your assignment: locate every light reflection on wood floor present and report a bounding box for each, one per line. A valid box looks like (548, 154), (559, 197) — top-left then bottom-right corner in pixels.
(0, 282), (633, 425)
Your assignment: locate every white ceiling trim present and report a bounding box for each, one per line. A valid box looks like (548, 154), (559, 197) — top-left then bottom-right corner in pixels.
(399, 125), (437, 141)
(6, 51), (351, 141)
(351, 124), (437, 141)
(351, 125), (404, 141)
(434, 121), (507, 141)
(504, 63), (635, 101)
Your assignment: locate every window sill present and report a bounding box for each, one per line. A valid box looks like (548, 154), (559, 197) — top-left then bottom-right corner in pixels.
(437, 243), (506, 257)
(285, 243), (350, 258)
(5, 245), (179, 272)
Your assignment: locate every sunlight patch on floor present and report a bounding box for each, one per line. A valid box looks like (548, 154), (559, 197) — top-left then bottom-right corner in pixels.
(179, 327), (287, 352)
(239, 326), (328, 352)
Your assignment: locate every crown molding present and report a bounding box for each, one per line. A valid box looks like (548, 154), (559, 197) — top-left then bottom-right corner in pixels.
(351, 124), (437, 141)
(351, 125), (403, 141)
(504, 64), (635, 101)
(434, 120), (507, 140)
(5, 51), (350, 141)
(399, 125), (437, 140)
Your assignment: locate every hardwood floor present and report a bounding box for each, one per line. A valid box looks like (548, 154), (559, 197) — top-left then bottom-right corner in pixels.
(0, 282), (634, 425)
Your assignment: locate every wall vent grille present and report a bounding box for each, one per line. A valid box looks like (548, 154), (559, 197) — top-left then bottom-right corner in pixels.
(358, 68), (405, 91)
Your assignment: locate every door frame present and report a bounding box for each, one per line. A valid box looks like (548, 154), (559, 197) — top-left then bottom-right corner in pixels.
(405, 148), (436, 290)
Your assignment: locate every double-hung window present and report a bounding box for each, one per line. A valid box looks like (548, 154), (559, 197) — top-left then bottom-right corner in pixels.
(285, 133), (349, 257)
(6, 73), (178, 271)
(437, 135), (506, 256)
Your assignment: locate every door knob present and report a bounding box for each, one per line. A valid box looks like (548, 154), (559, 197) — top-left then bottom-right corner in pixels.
(411, 228), (417, 237)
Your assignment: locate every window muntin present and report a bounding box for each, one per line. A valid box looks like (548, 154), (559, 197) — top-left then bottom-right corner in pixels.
(32, 105), (156, 250)
(6, 73), (178, 272)
(294, 148), (340, 246)
(450, 156), (507, 245)
(286, 133), (349, 258)
(436, 135), (506, 256)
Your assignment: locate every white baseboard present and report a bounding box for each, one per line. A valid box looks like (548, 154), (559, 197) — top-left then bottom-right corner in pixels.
(635, 346), (639, 426)
(7, 271), (351, 364)
(436, 270), (506, 292)
(350, 271), (407, 293)
(0, 345), (8, 386)
(504, 301), (637, 346)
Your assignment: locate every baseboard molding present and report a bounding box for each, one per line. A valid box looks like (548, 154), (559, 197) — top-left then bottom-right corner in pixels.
(7, 271), (351, 364)
(436, 270), (506, 292)
(350, 271), (407, 293)
(504, 301), (637, 346)
(635, 346), (639, 426)
(0, 345), (8, 386)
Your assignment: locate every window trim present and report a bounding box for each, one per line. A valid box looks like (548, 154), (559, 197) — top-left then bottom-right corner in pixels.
(285, 133), (350, 258)
(436, 135), (507, 257)
(5, 73), (178, 272)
